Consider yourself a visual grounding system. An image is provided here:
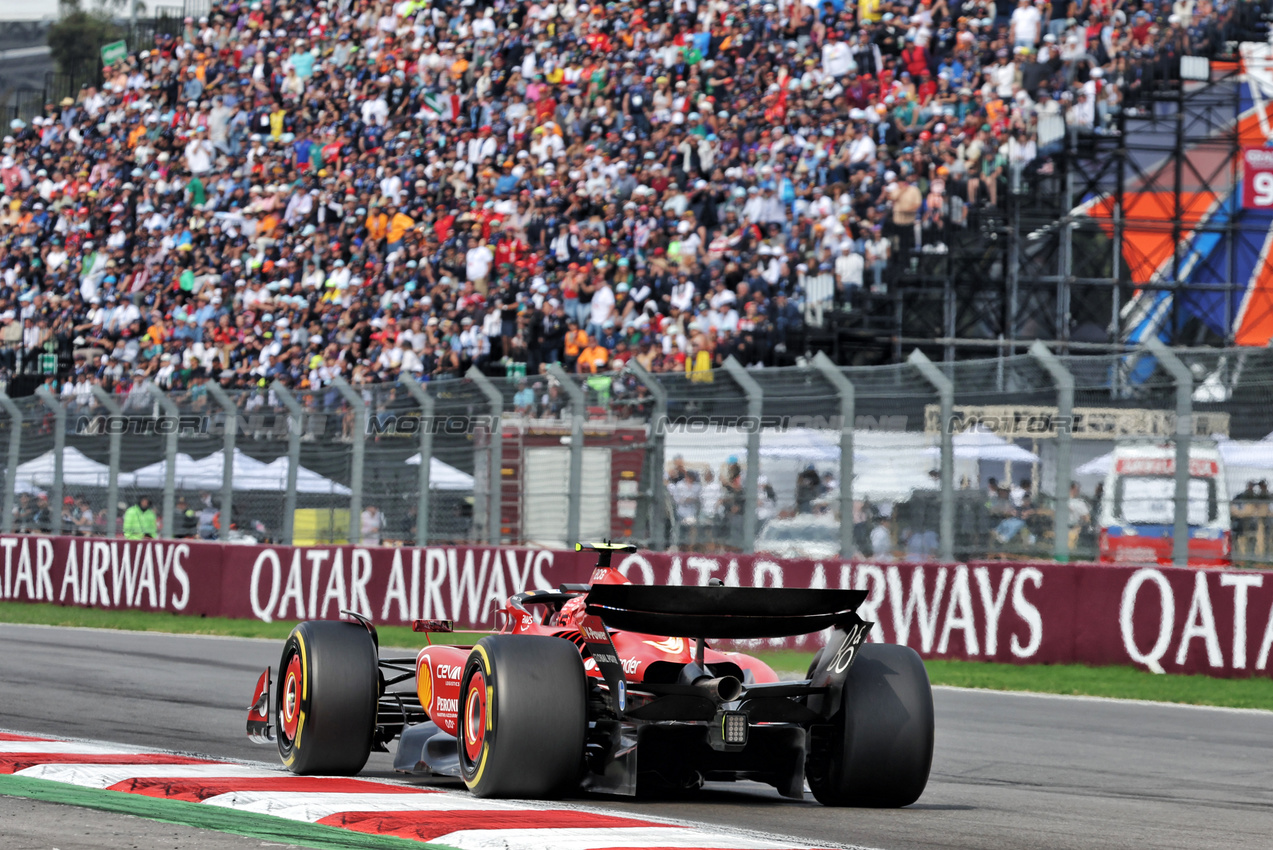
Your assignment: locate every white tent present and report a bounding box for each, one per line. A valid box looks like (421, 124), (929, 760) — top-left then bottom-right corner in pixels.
(255, 458), (353, 495)
(758, 428), (858, 462)
(923, 429), (1041, 464)
(19, 447), (128, 489)
(127, 454), (217, 489)
(405, 455), (477, 491)
(130, 449), (353, 495)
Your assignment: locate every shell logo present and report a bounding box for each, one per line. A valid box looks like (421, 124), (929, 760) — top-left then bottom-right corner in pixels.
(417, 664), (433, 712)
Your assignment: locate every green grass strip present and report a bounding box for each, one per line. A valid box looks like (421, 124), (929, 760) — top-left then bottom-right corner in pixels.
(0, 773), (460, 850)
(4, 601), (1272, 710)
(0, 601), (468, 648)
(754, 648), (1273, 710)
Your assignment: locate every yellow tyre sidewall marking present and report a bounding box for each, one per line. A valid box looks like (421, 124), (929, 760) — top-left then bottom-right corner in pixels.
(467, 645), (493, 788)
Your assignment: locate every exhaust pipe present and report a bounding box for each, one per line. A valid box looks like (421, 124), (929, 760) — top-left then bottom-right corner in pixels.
(694, 675), (743, 702)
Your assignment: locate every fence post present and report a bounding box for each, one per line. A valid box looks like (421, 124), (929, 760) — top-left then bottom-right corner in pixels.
(398, 374), (434, 546)
(1030, 342), (1075, 562)
(466, 368), (502, 546)
(329, 376), (366, 544)
(548, 365), (586, 548)
(204, 383), (237, 542)
(1146, 339), (1193, 568)
(0, 392), (20, 534)
(813, 352), (855, 559)
(908, 350), (955, 563)
(34, 386), (65, 536)
(722, 357), (762, 554)
(270, 381), (303, 546)
(146, 385), (179, 538)
(89, 386), (124, 538)
(627, 360), (667, 550)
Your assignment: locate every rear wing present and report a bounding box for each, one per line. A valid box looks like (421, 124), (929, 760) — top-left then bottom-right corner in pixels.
(584, 584), (867, 639)
(572, 542), (875, 721)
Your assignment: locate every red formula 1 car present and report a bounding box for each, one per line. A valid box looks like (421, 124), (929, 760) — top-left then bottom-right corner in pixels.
(246, 543), (935, 806)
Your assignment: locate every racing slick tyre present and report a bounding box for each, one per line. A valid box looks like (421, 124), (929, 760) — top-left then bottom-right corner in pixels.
(457, 635), (587, 799)
(276, 620), (379, 776)
(808, 643), (934, 808)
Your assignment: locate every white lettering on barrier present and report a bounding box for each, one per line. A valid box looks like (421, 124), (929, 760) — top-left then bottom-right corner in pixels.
(383, 550), (409, 622)
(320, 554), (346, 618)
(111, 544), (137, 607)
(1221, 573), (1263, 670)
(1175, 571), (1223, 668)
(854, 563), (886, 642)
(136, 544), (157, 607)
(170, 545), (190, 610)
(506, 549), (535, 594)
(1256, 594), (1273, 670)
(409, 550), (422, 621)
(1010, 567), (1043, 658)
(0, 537), (15, 598)
(887, 566), (947, 653)
(15, 539), (35, 601)
(753, 559), (784, 589)
(938, 566), (979, 656)
(424, 549), (447, 617)
(351, 549), (373, 617)
(35, 538), (53, 600)
(687, 556), (719, 586)
(278, 551), (306, 620)
(532, 549), (554, 590)
(447, 549), (487, 625)
(1120, 568), (1175, 674)
(251, 550), (282, 622)
(307, 548), (322, 618)
(666, 556), (683, 585)
(617, 553), (655, 585)
(974, 567), (1013, 657)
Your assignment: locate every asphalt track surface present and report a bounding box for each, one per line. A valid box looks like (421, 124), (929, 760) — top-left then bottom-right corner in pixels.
(1, 622), (1271, 850)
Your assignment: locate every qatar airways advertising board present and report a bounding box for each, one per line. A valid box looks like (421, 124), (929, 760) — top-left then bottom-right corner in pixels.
(2, 534), (1272, 679)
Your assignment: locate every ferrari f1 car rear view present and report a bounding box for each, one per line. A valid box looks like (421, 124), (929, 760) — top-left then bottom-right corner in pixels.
(246, 543), (935, 806)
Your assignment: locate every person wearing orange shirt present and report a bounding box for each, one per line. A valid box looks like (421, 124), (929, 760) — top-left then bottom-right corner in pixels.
(563, 321), (588, 371)
(386, 206), (415, 253)
(578, 342), (610, 374)
(365, 205), (389, 243)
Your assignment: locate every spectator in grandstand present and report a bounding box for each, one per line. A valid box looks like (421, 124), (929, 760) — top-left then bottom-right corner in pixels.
(1067, 482), (1092, 550)
(870, 514), (895, 562)
(74, 496), (96, 536)
(174, 495), (200, 539)
(360, 504), (385, 547)
(0, 0), (1235, 401)
(123, 496), (158, 541)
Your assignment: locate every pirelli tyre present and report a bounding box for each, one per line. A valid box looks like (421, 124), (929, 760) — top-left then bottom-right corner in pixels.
(276, 620), (379, 776)
(809, 643), (935, 808)
(457, 635), (587, 798)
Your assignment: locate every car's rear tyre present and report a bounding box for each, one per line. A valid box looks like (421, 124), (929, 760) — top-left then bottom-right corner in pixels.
(457, 635), (587, 798)
(809, 643), (934, 808)
(276, 620), (379, 775)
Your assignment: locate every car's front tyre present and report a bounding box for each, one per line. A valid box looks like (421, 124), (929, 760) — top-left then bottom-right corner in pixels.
(276, 620), (379, 775)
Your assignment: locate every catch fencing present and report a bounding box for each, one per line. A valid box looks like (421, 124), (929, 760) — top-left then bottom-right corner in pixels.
(3, 344), (1273, 568)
